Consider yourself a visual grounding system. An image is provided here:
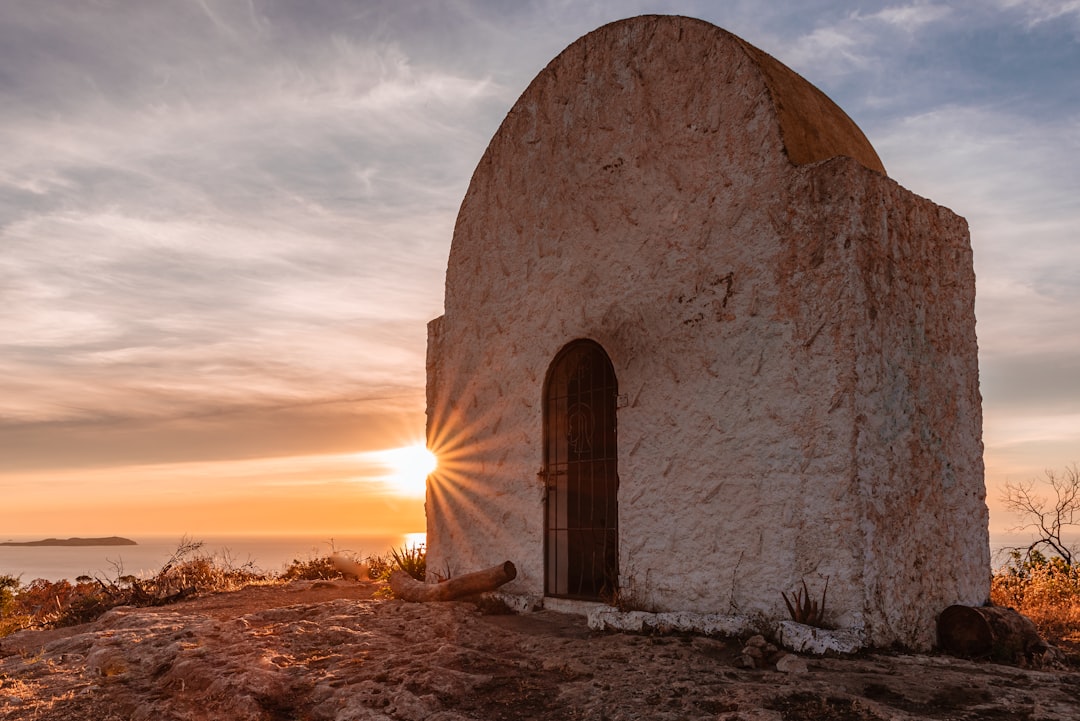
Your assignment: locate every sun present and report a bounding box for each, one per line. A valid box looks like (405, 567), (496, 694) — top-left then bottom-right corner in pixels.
(378, 444), (437, 497)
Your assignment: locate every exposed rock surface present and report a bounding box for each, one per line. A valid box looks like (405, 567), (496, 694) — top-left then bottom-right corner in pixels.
(3, 582), (1078, 720)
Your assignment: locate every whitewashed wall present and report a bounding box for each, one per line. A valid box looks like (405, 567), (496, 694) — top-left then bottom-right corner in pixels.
(426, 16), (989, 649)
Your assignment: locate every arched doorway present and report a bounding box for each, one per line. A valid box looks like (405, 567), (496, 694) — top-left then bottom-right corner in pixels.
(543, 340), (619, 600)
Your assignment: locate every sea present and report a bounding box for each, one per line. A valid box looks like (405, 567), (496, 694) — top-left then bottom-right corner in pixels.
(0, 533), (426, 584)
(0, 532), (1067, 584)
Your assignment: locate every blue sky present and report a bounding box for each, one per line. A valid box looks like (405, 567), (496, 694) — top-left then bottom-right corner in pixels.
(0, 1), (1077, 537)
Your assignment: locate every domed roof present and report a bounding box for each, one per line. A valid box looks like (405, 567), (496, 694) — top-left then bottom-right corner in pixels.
(447, 15), (886, 287)
(733, 32), (885, 174)
(546, 15), (886, 174)
(466, 15), (884, 198)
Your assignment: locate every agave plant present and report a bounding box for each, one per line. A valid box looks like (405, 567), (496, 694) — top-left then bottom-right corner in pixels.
(782, 578), (829, 628)
(391, 544), (427, 582)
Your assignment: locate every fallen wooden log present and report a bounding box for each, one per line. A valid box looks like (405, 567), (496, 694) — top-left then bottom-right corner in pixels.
(390, 561), (516, 602)
(937, 604), (1050, 663)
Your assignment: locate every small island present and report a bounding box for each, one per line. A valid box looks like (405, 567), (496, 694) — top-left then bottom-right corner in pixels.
(0, 536), (137, 547)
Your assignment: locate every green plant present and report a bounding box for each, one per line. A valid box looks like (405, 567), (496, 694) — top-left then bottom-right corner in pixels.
(391, 544), (427, 581)
(782, 578), (829, 628)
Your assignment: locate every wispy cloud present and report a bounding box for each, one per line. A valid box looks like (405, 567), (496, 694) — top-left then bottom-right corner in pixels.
(874, 104), (1080, 350)
(783, 24), (871, 80)
(0, 2), (505, 433)
(997, 0), (1080, 28)
(873, 99), (1080, 496)
(1, 1), (1077, 535)
(759, 2), (958, 84)
(868, 3), (953, 30)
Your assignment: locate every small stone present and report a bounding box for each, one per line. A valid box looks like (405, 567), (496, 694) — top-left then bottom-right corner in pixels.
(735, 653), (759, 669)
(774, 654), (809, 674)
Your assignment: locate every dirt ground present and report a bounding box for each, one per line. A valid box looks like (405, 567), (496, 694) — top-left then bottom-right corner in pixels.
(1, 580), (1078, 720)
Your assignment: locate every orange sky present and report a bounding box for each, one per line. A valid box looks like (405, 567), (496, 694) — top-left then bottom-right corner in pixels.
(1, 398), (430, 537)
(1, 453), (427, 538)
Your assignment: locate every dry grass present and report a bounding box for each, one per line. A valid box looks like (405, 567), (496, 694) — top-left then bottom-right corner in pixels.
(991, 550), (1080, 650)
(0, 540), (422, 638)
(0, 539), (271, 635)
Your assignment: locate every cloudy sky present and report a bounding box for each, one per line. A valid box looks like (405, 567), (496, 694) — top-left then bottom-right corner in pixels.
(1, 1), (1077, 539)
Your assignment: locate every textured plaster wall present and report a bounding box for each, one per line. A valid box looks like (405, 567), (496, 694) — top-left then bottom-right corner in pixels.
(425, 15), (988, 649)
(781, 160), (990, 646)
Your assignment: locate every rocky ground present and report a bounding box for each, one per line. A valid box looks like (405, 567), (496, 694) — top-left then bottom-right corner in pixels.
(1, 580), (1078, 720)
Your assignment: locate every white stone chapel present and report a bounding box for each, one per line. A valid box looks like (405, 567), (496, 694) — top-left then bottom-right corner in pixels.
(424, 15), (990, 650)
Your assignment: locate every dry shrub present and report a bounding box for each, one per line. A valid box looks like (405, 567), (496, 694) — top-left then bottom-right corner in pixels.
(0, 538), (404, 637)
(1, 576), (117, 634)
(280, 555), (344, 581)
(366, 552), (395, 580)
(991, 550), (1080, 647)
(0, 537), (274, 636)
(156, 554), (264, 593)
(281, 548), (394, 581)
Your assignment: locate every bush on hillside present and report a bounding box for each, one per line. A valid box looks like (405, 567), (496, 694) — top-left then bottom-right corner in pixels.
(992, 549), (1080, 649)
(0, 540), (424, 637)
(0, 537), (269, 636)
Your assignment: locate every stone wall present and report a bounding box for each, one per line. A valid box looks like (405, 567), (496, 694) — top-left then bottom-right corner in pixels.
(425, 15), (988, 649)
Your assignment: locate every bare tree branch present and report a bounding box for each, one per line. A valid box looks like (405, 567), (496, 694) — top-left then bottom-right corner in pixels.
(1001, 464), (1079, 565)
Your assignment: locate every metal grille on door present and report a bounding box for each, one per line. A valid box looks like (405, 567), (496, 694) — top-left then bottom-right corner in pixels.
(543, 340), (619, 600)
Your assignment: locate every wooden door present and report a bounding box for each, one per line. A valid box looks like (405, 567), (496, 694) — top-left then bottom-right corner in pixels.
(544, 340), (619, 600)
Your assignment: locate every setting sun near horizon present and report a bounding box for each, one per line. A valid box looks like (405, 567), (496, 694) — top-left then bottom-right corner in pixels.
(0, 444), (431, 538)
(364, 444), (437, 498)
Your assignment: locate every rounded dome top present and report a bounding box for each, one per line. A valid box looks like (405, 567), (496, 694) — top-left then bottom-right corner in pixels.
(446, 15), (886, 308)
(474, 15), (885, 187)
(731, 31), (885, 174)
